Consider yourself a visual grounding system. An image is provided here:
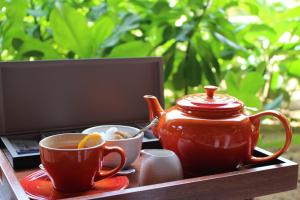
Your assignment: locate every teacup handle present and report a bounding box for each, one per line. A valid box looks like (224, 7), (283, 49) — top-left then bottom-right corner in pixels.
(94, 146), (126, 181)
(248, 110), (292, 164)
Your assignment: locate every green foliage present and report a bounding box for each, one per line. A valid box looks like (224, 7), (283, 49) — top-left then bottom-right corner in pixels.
(258, 132), (300, 149)
(1, 0), (300, 113)
(108, 41), (151, 58)
(50, 3), (93, 57)
(226, 71), (265, 108)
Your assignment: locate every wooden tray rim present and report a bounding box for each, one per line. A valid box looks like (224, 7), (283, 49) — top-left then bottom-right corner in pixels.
(0, 147), (298, 200)
(64, 147), (298, 199)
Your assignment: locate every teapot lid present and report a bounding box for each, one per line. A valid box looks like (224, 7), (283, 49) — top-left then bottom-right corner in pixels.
(176, 86), (243, 112)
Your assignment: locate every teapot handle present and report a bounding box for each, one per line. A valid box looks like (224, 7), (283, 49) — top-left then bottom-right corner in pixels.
(248, 110), (292, 164)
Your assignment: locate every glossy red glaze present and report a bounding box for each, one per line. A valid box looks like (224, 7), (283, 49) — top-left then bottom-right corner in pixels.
(21, 170), (129, 200)
(39, 133), (126, 193)
(144, 86), (292, 175)
(177, 86), (243, 112)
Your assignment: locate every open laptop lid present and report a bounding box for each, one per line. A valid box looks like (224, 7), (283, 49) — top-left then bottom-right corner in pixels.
(0, 58), (164, 135)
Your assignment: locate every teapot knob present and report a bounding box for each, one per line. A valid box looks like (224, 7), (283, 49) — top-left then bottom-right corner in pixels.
(204, 85), (218, 99)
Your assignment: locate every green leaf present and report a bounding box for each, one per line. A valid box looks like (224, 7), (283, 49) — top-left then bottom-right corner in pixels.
(256, 62), (266, 75)
(103, 14), (140, 48)
(164, 52), (175, 82)
(270, 71), (282, 90)
(242, 24), (277, 42)
(225, 71), (263, 110)
(153, 1), (170, 14)
(18, 37), (61, 59)
(28, 8), (47, 17)
(271, 20), (298, 37)
(26, 24), (41, 39)
(249, 24), (276, 35)
(22, 50), (44, 59)
(244, 2), (259, 15)
(0, 1), (5, 7)
(257, 1), (277, 25)
(49, 3), (93, 57)
(147, 25), (165, 46)
(183, 44), (201, 86)
(176, 22), (195, 42)
(193, 36), (220, 81)
(214, 32), (247, 53)
(3, 25), (27, 50)
(264, 94), (283, 110)
(240, 72), (265, 94)
(12, 38), (23, 51)
(172, 61), (186, 90)
(163, 43), (176, 81)
(162, 25), (176, 41)
(239, 93), (262, 109)
(188, 0), (204, 7)
(2, 1), (27, 48)
(87, 3), (107, 21)
(202, 59), (217, 85)
(6, 0), (27, 22)
(280, 6), (300, 20)
(108, 41), (151, 58)
(210, 51), (221, 77)
(225, 71), (239, 96)
(284, 60), (300, 78)
(221, 48), (235, 60)
(212, 15), (237, 41)
(92, 16), (115, 50)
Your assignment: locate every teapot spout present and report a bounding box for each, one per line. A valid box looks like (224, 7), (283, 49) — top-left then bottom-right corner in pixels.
(144, 95), (164, 120)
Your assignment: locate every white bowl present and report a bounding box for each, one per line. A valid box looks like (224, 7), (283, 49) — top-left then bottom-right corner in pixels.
(82, 125), (143, 168)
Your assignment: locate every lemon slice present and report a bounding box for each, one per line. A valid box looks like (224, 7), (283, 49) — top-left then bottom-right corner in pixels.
(78, 133), (103, 149)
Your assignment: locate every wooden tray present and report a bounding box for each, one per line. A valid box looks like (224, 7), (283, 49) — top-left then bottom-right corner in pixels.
(0, 58), (297, 199)
(0, 140), (298, 200)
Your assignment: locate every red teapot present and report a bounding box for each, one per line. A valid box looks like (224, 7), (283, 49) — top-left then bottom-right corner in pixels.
(144, 86), (292, 175)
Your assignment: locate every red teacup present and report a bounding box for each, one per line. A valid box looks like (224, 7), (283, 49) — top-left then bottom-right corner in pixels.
(39, 133), (126, 193)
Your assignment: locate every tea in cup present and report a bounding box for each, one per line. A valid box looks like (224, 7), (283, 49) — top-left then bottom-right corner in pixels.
(39, 133), (126, 193)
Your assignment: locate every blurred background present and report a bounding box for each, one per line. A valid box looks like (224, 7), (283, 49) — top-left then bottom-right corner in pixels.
(0, 0), (299, 199)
